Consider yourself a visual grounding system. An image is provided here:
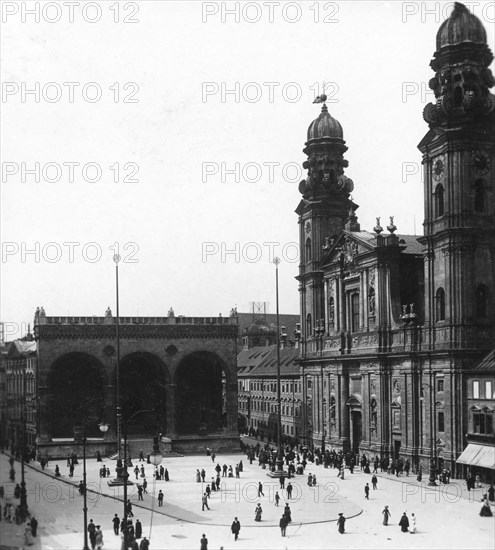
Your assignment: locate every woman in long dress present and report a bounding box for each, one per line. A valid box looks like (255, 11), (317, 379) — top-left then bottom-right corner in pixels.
(382, 506), (391, 526)
(410, 513), (417, 533)
(254, 503), (262, 521)
(24, 522), (34, 546)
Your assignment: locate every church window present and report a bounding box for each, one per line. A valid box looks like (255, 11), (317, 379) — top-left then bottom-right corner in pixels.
(435, 184), (445, 217)
(436, 288), (445, 321)
(350, 292), (360, 332)
(474, 180), (485, 213)
(438, 411), (445, 432)
(476, 284), (488, 318)
(305, 238), (312, 262)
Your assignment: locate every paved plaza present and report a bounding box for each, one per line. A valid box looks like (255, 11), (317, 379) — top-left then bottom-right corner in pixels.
(1, 446), (494, 549)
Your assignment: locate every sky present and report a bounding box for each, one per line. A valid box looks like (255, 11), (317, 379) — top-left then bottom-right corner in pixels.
(1, 0), (494, 339)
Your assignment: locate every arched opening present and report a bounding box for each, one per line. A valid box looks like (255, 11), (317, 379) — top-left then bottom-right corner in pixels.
(474, 179), (485, 213)
(435, 184), (445, 217)
(305, 237), (312, 263)
(175, 352), (228, 435)
(436, 287), (446, 321)
(48, 353), (106, 438)
(119, 352), (169, 436)
(476, 284), (488, 318)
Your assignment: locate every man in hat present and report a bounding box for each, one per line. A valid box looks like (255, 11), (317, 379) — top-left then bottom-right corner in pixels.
(337, 513), (346, 534)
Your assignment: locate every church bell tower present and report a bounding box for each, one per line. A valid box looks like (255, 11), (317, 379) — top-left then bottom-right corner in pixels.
(418, 2), (495, 350)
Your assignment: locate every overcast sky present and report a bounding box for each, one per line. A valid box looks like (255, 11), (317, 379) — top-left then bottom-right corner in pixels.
(1, 1), (494, 339)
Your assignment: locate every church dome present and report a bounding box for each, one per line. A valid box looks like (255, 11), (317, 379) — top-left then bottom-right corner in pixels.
(436, 2), (487, 50)
(307, 104), (343, 141)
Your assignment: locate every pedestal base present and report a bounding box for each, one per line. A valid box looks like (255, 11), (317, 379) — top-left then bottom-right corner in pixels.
(107, 478), (134, 487)
(266, 470), (288, 479)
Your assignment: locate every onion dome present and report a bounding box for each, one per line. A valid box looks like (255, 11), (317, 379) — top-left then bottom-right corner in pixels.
(307, 104), (343, 141)
(436, 2), (487, 50)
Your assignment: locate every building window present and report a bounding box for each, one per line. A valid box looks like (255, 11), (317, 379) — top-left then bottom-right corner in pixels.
(351, 292), (360, 332)
(485, 381), (493, 399)
(473, 380), (480, 399)
(476, 285), (488, 318)
(305, 238), (312, 263)
(472, 411), (493, 435)
(436, 287), (446, 321)
(435, 184), (445, 217)
(474, 180), (485, 213)
(437, 379), (444, 392)
(306, 313), (312, 337)
(438, 411), (445, 432)
(307, 378), (312, 389)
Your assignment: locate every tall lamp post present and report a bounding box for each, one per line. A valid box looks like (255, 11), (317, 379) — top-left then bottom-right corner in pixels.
(81, 421), (108, 550)
(114, 253), (122, 461)
(274, 257), (284, 475)
(420, 382), (437, 486)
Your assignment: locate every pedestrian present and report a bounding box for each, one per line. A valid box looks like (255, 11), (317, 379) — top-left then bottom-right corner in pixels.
(279, 475), (285, 489)
(365, 482), (370, 499)
(134, 466), (139, 480)
(283, 503), (292, 523)
(279, 514), (288, 537)
(30, 516), (38, 537)
(165, 468), (169, 481)
(196, 469), (201, 482)
(410, 513), (417, 533)
(258, 481), (264, 497)
(382, 505), (391, 526)
(143, 479), (148, 494)
(231, 517), (241, 540)
(137, 485), (144, 501)
(417, 467), (422, 482)
(95, 525), (103, 550)
(275, 491), (280, 506)
(127, 500), (134, 517)
(200, 533), (208, 550)
(140, 465), (145, 478)
(286, 482), (293, 499)
(371, 474), (378, 489)
(158, 490), (164, 507)
(488, 484), (495, 502)
(69, 463), (74, 477)
(54, 465), (60, 477)
(88, 519), (97, 549)
(135, 519), (142, 539)
(201, 469), (206, 482)
(202, 493), (210, 511)
(112, 514), (120, 535)
(399, 512), (409, 532)
(139, 537), (149, 550)
(337, 513), (346, 534)
(139, 449), (144, 462)
(24, 521), (34, 546)
(255, 503), (262, 521)
(223, 464), (228, 477)
(97, 450), (102, 462)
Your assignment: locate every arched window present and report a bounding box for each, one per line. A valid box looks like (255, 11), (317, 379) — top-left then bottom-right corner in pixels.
(435, 184), (445, 217)
(306, 313), (312, 336)
(436, 287), (446, 321)
(305, 238), (312, 262)
(474, 180), (485, 213)
(477, 285), (488, 318)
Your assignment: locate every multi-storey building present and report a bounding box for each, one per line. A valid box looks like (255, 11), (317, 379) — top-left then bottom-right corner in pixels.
(237, 345), (303, 443)
(4, 337), (37, 453)
(296, 3), (495, 477)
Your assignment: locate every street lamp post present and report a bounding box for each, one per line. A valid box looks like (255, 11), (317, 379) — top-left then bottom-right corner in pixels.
(114, 254), (122, 461)
(274, 258), (284, 475)
(81, 417), (108, 550)
(19, 365), (28, 521)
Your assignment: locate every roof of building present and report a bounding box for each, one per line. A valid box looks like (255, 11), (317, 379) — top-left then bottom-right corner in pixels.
(436, 2), (487, 50)
(470, 348), (495, 371)
(236, 312), (299, 338)
(307, 104), (343, 142)
(237, 345), (301, 377)
(343, 230), (423, 255)
(8, 340), (37, 358)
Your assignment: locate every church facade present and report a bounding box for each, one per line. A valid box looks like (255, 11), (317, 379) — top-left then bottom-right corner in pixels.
(297, 3), (495, 477)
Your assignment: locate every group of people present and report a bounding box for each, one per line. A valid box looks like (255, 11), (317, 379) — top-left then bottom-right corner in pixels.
(23, 517), (38, 546)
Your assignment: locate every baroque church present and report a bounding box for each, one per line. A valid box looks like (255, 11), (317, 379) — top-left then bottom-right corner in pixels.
(297, 3), (495, 477)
